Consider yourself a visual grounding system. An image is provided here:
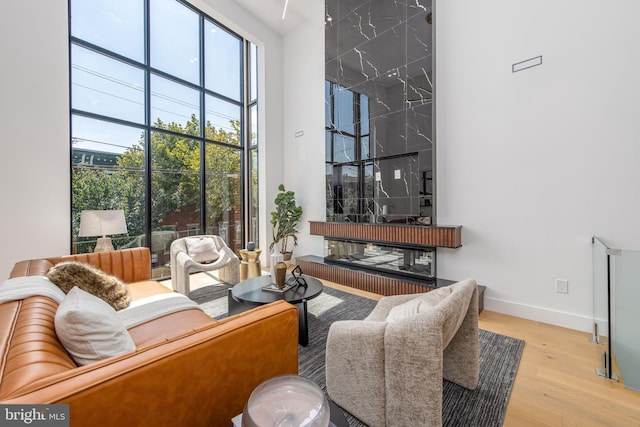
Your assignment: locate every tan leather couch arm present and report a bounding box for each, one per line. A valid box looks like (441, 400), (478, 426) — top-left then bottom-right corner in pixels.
(2, 300), (299, 427)
(9, 248), (152, 283)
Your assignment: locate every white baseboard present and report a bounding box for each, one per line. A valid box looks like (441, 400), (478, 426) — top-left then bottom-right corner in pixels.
(484, 296), (594, 333)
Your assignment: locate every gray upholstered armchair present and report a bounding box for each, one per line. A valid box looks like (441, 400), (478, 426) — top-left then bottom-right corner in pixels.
(325, 279), (479, 427)
(170, 235), (240, 295)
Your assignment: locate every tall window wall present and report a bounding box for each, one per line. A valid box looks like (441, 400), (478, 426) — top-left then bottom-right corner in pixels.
(70, 0), (258, 277)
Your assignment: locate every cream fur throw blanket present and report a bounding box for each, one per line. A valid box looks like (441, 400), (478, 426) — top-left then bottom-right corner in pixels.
(0, 276), (202, 328)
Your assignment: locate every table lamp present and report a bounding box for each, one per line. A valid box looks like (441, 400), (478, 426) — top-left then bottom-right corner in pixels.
(78, 210), (128, 252)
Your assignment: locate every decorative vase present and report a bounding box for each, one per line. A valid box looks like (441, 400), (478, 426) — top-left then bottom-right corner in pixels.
(247, 241), (256, 251)
(270, 248), (284, 280)
(275, 262), (287, 289)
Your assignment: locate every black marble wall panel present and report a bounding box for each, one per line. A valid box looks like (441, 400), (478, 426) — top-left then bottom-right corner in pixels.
(407, 103), (432, 150)
(326, 0), (433, 223)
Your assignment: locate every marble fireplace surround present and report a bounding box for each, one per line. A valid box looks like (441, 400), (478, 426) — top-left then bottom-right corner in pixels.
(325, 0), (435, 223)
(316, 2), (483, 306)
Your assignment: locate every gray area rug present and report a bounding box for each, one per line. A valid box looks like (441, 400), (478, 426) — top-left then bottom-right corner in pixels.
(189, 283), (524, 427)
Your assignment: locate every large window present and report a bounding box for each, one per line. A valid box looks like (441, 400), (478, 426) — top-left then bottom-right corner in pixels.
(70, 0), (258, 278)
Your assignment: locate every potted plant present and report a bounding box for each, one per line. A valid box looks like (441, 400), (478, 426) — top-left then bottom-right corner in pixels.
(269, 184), (303, 261)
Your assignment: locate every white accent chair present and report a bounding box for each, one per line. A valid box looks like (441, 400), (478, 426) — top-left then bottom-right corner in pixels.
(170, 235), (240, 295)
(325, 279), (480, 427)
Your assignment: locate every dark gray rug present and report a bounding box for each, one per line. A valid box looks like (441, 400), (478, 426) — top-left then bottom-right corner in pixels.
(189, 283), (524, 427)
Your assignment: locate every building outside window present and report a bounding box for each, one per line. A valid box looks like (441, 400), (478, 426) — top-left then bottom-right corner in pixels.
(69, 0), (258, 278)
(325, 80), (372, 223)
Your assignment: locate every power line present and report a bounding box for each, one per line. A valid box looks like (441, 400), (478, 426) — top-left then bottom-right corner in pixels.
(73, 64), (241, 124)
(72, 136), (136, 150)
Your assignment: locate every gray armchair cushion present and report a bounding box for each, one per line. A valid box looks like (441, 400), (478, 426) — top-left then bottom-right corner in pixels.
(385, 285), (452, 321)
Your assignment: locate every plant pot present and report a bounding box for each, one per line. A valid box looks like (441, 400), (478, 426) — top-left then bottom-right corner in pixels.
(282, 251), (293, 263)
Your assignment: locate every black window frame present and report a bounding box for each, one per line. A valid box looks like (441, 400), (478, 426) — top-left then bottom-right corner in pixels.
(69, 0), (259, 261)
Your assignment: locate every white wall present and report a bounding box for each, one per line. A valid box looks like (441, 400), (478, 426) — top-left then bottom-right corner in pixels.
(281, 2), (327, 263)
(290, 0), (640, 332)
(0, 0), (284, 278)
(435, 0), (640, 331)
(0, 0), (70, 278)
(5, 0), (638, 333)
(198, 0), (285, 265)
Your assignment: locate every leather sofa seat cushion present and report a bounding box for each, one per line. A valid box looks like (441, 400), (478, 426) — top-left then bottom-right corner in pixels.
(127, 280), (173, 300)
(128, 309), (218, 348)
(55, 287), (136, 366)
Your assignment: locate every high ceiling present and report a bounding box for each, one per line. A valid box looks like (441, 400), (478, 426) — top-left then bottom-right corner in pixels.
(232, 0), (318, 35)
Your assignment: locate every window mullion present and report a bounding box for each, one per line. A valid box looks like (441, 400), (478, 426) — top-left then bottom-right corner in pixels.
(242, 41), (250, 248)
(199, 14), (206, 234)
(69, 0), (256, 265)
(144, 0), (152, 252)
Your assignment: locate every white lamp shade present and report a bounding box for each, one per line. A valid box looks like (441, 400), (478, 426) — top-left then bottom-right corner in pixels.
(78, 210), (128, 237)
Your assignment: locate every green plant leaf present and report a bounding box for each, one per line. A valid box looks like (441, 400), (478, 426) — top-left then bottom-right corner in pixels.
(270, 184), (303, 251)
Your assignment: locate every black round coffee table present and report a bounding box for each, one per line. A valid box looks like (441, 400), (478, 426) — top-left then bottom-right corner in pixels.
(227, 274), (323, 346)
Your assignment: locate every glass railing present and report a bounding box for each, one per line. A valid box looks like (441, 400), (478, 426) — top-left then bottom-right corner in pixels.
(591, 237), (612, 377)
(612, 248), (640, 392)
(592, 237), (640, 392)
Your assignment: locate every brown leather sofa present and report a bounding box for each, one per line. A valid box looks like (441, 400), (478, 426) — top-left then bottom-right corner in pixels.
(0, 248), (299, 426)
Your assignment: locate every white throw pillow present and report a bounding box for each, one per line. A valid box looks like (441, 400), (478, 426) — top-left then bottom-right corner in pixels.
(55, 286), (136, 366)
(185, 236), (220, 264)
(386, 286), (452, 322)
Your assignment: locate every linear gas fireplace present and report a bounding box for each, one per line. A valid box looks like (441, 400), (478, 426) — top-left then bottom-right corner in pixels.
(325, 239), (434, 282)
(299, 221), (484, 309)
(301, 222), (463, 295)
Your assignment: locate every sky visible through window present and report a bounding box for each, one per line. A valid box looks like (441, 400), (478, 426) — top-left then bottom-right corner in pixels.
(71, 0), (245, 155)
(70, 0), (260, 259)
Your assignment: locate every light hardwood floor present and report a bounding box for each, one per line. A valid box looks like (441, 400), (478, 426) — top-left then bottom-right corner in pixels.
(479, 310), (640, 426)
(178, 273), (640, 425)
(322, 280), (640, 427)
